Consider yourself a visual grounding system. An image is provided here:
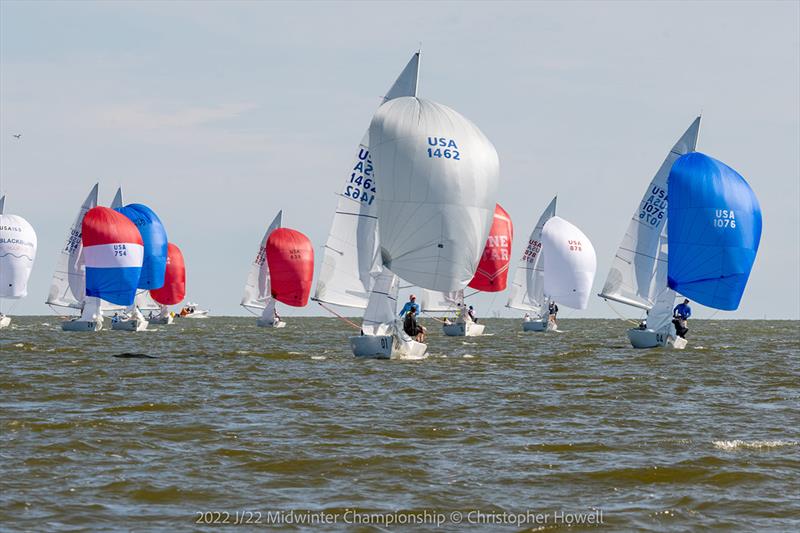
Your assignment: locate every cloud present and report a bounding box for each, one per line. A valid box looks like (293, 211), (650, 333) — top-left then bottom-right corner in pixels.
(98, 102), (257, 130)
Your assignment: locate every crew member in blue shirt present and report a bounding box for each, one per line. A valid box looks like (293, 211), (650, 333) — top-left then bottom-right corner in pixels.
(399, 294), (420, 316)
(672, 299), (691, 338)
(399, 294), (426, 339)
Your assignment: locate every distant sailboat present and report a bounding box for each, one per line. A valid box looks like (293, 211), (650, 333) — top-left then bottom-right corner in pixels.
(47, 184), (107, 331)
(111, 202), (169, 331)
(539, 215), (597, 329)
(63, 206), (144, 331)
(150, 243), (186, 324)
(312, 51), (427, 358)
(507, 196), (557, 331)
(598, 118), (700, 348)
(0, 195), (38, 329)
(423, 203), (513, 336)
(362, 95), (500, 357)
(241, 211), (286, 327)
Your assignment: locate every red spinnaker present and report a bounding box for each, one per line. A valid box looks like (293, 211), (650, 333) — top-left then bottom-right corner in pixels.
(468, 203), (513, 292)
(151, 243), (186, 305)
(266, 228), (314, 307)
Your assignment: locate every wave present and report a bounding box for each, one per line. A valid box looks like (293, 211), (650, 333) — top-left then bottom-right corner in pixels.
(713, 439), (798, 451)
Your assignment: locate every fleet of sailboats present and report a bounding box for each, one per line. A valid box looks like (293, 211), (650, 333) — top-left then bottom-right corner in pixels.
(0, 54), (765, 353)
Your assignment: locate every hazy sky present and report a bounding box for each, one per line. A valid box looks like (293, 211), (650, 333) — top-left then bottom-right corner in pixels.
(1, 1), (798, 319)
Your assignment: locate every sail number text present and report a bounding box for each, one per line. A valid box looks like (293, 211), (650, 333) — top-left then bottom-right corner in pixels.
(713, 209), (736, 228)
(343, 147), (376, 206)
(113, 244), (129, 257)
(427, 137), (461, 160)
(639, 185), (667, 227)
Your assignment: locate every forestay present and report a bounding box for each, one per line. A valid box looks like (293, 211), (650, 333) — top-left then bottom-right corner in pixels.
(598, 117), (700, 310)
(241, 211), (282, 310)
(0, 213), (37, 299)
(667, 152), (762, 311)
(507, 196), (557, 315)
(541, 216), (597, 310)
(46, 184), (99, 309)
(370, 97), (500, 291)
(314, 52), (420, 309)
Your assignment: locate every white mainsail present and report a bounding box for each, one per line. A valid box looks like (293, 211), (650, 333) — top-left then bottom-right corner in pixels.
(241, 210), (282, 311)
(541, 216), (597, 310)
(598, 117), (701, 310)
(370, 97), (500, 291)
(314, 52), (421, 309)
(420, 288), (463, 313)
(46, 184), (98, 309)
(0, 210), (38, 301)
(506, 196), (557, 316)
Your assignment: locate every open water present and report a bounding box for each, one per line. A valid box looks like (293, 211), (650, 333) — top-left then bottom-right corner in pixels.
(1, 317), (798, 531)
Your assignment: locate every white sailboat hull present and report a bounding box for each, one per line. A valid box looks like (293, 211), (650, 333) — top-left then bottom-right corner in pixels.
(0, 315), (11, 329)
(522, 319), (547, 332)
(62, 319), (102, 332)
(627, 328), (687, 349)
(183, 310), (208, 319)
(148, 315), (174, 325)
(442, 322), (485, 337)
(111, 319), (148, 332)
(349, 334), (427, 359)
(257, 318), (286, 328)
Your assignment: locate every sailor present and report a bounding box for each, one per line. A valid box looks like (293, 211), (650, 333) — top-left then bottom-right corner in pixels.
(672, 299), (691, 338)
(523, 313), (531, 322)
(467, 305), (477, 323)
(274, 308), (281, 322)
(111, 312), (120, 324)
(548, 301), (559, 323)
(398, 294), (420, 316)
(403, 306), (425, 342)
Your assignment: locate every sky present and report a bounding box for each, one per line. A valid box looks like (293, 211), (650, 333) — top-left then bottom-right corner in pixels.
(1, 0), (798, 319)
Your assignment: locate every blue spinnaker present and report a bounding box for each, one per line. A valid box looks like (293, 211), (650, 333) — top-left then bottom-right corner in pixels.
(667, 152), (762, 310)
(115, 204), (168, 290)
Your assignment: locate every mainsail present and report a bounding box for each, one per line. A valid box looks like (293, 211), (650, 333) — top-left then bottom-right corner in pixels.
(541, 216), (597, 310)
(598, 117), (701, 310)
(314, 52), (421, 309)
(241, 211), (282, 311)
(507, 196), (557, 315)
(667, 152), (762, 310)
(361, 269), (401, 336)
(370, 97), (500, 291)
(46, 184), (99, 309)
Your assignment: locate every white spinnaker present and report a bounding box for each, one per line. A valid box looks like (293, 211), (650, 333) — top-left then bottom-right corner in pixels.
(314, 52), (421, 309)
(541, 216), (597, 310)
(420, 289), (462, 313)
(370, 97), (500, 291)
(507, 196), (557, 315)
(0, 213), (38, 299)
(241, 211), (282, 310)
(46, 184), (98, 309)
(598, 117), (700, 310)
(360, 268), (401, 336)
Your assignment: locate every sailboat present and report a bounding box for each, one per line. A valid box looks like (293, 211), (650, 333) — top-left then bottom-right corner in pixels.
(507, 196), (557, 331)
(539, 215), (597, 329)
(312, 51), (427, 358)
(150, 243), (186, 324)
(366, 94), (500, 355)
(422, 203), (513, 336)
(241, 211), (286, 327)
(77, 206), (144, 331)
(598, 118), (700, 348)
(47, 184), (106, 331)
(111, 202), (169, 331)
(0, 195), (38, 329)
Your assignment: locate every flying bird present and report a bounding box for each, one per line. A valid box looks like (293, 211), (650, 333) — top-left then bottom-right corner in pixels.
(12, 133), (21, 139)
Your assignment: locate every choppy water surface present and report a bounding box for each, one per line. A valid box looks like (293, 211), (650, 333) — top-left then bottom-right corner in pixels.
(1, 317), (798, 531)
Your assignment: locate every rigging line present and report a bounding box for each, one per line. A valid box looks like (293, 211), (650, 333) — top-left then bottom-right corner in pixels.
(603, 299), (642, 326)
(316, 301), (361, 331)
(421, 312), (447, 324)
